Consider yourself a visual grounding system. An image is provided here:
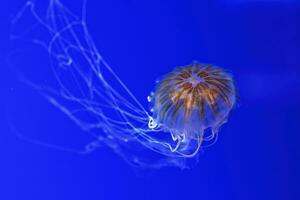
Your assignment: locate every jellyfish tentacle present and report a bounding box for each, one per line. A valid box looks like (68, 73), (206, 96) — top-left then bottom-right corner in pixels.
(10, 0), (236, 169)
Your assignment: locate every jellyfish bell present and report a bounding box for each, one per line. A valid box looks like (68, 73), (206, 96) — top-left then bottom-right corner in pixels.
(148, 62), (236, 155)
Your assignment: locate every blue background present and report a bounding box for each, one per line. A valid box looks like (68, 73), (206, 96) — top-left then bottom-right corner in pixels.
(1, 0), (299, 199)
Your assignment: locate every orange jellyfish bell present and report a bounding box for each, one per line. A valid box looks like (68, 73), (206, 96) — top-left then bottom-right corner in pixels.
(149, 62), (236, 149)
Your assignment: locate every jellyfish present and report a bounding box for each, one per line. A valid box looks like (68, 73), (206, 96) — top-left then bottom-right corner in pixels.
(9, 0), (236, 169)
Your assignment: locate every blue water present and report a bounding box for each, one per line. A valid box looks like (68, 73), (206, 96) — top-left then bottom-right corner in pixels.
(1, 0), (299, 199)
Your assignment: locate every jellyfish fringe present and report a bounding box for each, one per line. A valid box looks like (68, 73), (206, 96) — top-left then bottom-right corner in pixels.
(9, 0), (230, 169)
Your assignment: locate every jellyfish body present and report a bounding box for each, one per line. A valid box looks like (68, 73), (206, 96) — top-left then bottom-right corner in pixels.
(149, 63), (236, 149)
